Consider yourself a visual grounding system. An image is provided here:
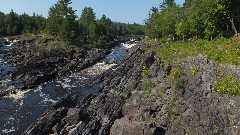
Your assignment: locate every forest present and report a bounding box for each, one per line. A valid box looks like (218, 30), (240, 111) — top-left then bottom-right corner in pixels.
(145, 0), (240, 41)
(0, 0), (144, 44)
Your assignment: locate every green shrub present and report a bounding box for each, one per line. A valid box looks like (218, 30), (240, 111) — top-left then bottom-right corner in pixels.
(215, 76), (240, 96)
(191, 64), (199, 76)
(141, 65), (150, 78)
(169, 68), (184, 80)
(176, 78), (185, 89)
(142, 80), (154, 101)
(169, 68), (185, 89)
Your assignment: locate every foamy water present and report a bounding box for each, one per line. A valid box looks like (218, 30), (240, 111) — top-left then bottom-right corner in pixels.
(82, 62), (117, 76)
(122, 43), (137, 49)
(0, 44), (16, 80)
(8, 89), (31, 101)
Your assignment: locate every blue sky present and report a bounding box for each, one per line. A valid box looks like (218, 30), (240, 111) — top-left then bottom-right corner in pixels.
(0, 0), (184, 24)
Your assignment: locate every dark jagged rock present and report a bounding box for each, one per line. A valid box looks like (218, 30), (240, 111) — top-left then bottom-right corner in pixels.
(0, 39), (119, 99)
(110, 100), (164, 135)
(22, 48), (156, 135)
(4, 41), (118, 90)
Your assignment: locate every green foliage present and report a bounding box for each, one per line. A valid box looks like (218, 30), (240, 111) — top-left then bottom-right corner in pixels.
(149, 37), (240, 65)
(141, 65), (150, 78)
(164, 0), (176, 7)
(169, 68), (185, 89)
(168, 98), (175, 111)
(78, 7), (145, 44)
(215, 76), (240, 96)
(46, 0), (78, 44)
(145, 4), (181, 39)
(146, 0), (240, 40)
(128, 84), (135, 91)
(191, 64), (199, 76)
(142, 80), (154, 102)
(98, 14), (112, 37)
(111, 22), (144, 36)
(20, 13), (45, 35)
(0, 10), (46, 36)
(142, 38), (159, 45)
(0, 2), (145, 45)
(176, 77), (185, 89)
(79, 7), (97, 43)
(170, 68), (184, 80)
(5, 10), (20, 35)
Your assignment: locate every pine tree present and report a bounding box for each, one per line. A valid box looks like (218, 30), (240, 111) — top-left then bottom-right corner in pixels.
(0, 12), (6, 35)
(79, 7), (98, 43)
(5, 9), (19, 35)
(46, 0), (78, 43)
(98, 14), (113, 37)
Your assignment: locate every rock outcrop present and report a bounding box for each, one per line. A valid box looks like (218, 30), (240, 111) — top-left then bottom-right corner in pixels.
(115, 54), (240, 135)
(164, 55), (240, 135)
(23, 48), (157, 135)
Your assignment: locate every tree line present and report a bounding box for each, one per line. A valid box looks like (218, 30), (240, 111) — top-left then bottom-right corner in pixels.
(0, 10), (45, 36)
(0, 0), (144, 44)
(145, 0), (240, 40)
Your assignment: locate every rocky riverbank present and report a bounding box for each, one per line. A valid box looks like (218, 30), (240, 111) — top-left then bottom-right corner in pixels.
(22, 47), (153, 135)
(0, 36), (119, 98)
(6, 42), (118, 88)
(0, 35), (145, 134)
(23, 51), (240, 135)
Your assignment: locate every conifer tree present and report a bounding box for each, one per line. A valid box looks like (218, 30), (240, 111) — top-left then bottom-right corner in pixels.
(46, 0), (78, 43)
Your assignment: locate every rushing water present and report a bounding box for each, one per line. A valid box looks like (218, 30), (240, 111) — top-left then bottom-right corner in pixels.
(0, 45), (16, 79)
(0, 42), (136, 134)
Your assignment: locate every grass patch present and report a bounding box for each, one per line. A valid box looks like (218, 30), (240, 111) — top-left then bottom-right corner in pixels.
(142, 38), (159, 45)
(215, 76), (240, 96)
(146, 37), (240, 65)
(169, 68), (184, 80)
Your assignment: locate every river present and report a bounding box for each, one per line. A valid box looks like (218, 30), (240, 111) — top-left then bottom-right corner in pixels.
(0, 42), (138, 134)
